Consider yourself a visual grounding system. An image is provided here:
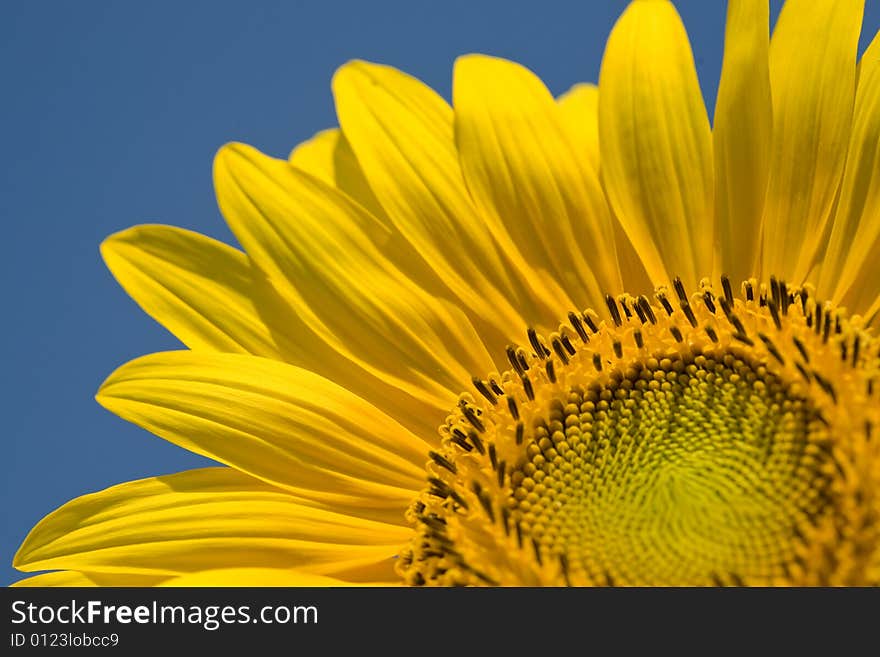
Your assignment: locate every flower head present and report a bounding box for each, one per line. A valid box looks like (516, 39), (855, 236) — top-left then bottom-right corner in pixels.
(14, 0), (880, 586)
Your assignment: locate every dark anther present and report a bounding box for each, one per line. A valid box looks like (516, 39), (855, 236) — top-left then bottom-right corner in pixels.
(822, 314), (831, 343)
(605, 294), (622, 326)
(613, 340), (623, 359)
(551, 337), (570, 365)
(681, 301), (698, 327)
(450, 431), (473, 452)
(515, 521), (524, 548)
(673, 277), (688, 303)
(669, 326), (683, 343)
(732, 332), (754, 346)
(634, 329), (644, 349)
(744, 280), (754, 301)
(758, 333), (785, 365)
(516, 348), (530, 372)
(718, 296), (733, 320)
(472, 482), (495, 523)
(633, 298), (648, 323)
(428, 476), (450, 495)
(852, 335), (861, 367)
(506, 395), (520, 421)
(506, 345), (525, 376)
(604, 571), (616, 587)
(795, 362), (812, 383)
(515, 422), (525, 445)
(528, 327), (549, 359)
(462, 405), (485, 432)
(472, 377), (498, 405)
(489, 378), (504, 395)
(705, 326), (718, 343)
(779, 280), (790, 314)
(593, 353), (603, 371)
(812, 371), (837, 403)
(429, 450), (457, 474)
(582, 312), (599, 334)
(702, 291), (716, 314)
(532, 538), (543, 566)
(559, 554), (572, 586)
(468, 430), (485, 455)
(721, 275), (734, 305)
(638, 296), (657, 324)
(560, 332), (576, 356)
(521, 375), (535, 401)
(501, 506), (510, 535)
(497, 460), (506, 487)
(792, 336), (810, 363)
(568, 311), (589, 342)
(657, 292), (674, 316)
(835, 315), (841, 334)
(767, 299), (782, 330)
(545, 360), (557, 383)
(449, 489), (469, 510)
(488, 443), (498, 470)
(770, 276), (781, 308)
(728, 313), (747, 335)
(814, 304), (823, 335)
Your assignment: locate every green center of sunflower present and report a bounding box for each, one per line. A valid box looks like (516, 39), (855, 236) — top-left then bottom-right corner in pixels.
(398, 278), (880, 586)
(508, 351), (828, 586)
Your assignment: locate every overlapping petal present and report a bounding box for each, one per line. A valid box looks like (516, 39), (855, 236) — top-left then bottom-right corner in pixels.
(760, 0), (864, 282)
(712, 0), (772, 285)
(101, 224), (298, 359)
(96, 352), (429, 519)
(12, 571), (171, 587)
(15, 468), (410, 577)
(818, 30), (880, 319)
(598, 0), (714, 287)
(453, 55), (621, 311)
(332, 59), (564, 333)
(215, 142), (497, 430)
(556, 83), (600, 173)
(159, 569), (385, 586)
(289, 128), (390, 223)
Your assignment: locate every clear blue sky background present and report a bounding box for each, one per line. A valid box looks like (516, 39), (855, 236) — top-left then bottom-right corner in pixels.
(2, 1), (878, 586)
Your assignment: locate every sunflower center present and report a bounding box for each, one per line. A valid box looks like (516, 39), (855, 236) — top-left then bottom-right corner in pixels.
(398, 278), (879, 586)
(510, 351), (828, 585)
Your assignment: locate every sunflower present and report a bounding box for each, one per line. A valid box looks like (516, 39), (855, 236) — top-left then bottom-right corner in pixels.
(13, 0), (880, 587)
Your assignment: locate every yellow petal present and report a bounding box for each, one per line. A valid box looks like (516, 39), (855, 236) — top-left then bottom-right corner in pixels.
(598, 0), (714, 287)
(713, 0), (772, 285)
(97, 352), (429, 515)
(159, 569), (381, 586)
(817, 30), (880, 317)
(289, 128), (389, 223)
(332, 60), (557, 335)
(101, 224), (297, 359)
(453, 55), (622, 310)
(14, 468), (411, 576)
(760, 0), (864, 282)
(11, 571), (170, 587)
(215, 143), (497, 426)
(557, 82), (653, 295)
(557, 83), (600, 173)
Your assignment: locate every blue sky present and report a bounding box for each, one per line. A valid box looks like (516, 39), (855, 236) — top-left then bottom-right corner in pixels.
(2, 1), (878, 585)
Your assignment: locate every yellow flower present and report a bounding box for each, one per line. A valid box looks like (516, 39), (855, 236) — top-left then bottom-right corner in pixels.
(14, 0), (880, 587)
